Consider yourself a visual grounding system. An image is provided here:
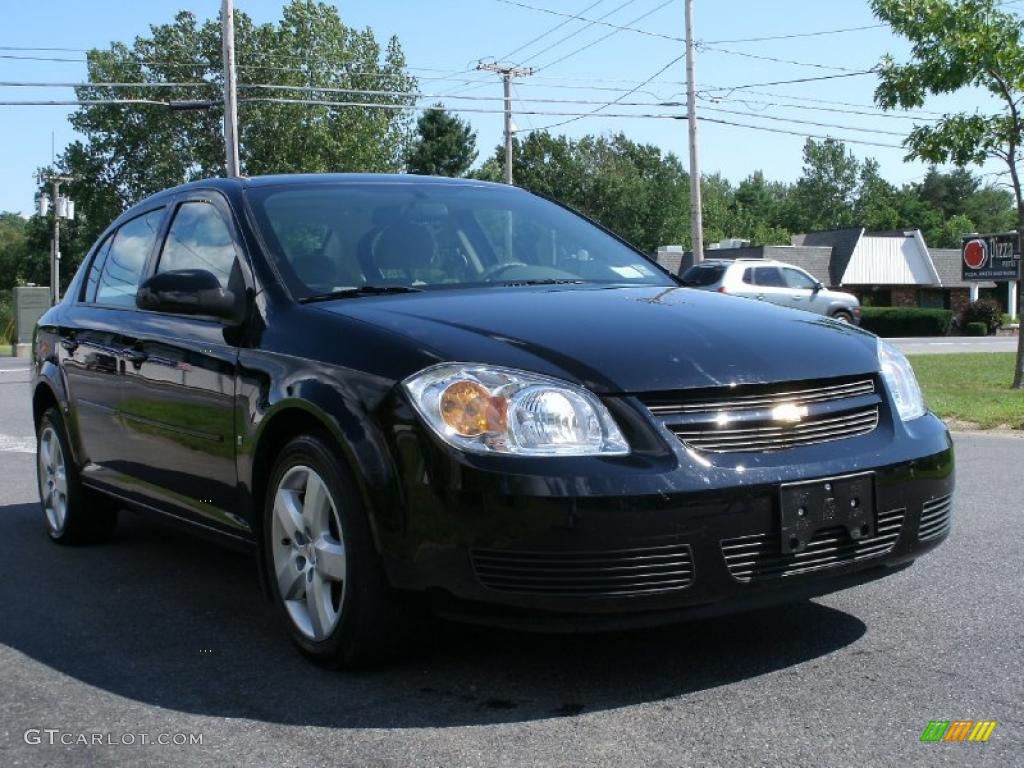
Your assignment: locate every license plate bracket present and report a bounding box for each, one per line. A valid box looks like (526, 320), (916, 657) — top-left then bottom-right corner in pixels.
(779, 472), (875, 554)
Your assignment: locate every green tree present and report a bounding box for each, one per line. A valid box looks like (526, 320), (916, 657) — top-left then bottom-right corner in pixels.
(406, 104), (477, 177)
(54, 0), (416, 261)
(476, 131), (690, 252)
(872, 0), (1024, 386)
(729, 172), (792, 244)
(855, 159), (902, 231)
(788, 138), (860, 232)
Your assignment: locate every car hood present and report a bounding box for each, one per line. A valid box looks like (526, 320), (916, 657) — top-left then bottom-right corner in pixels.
(321, 285), (880, 394)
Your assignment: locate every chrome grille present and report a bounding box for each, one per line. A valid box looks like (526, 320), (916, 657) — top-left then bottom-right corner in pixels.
(672, 408), (879, 452)
(641, 376), (881, 453)
(647, 378), (876, 416)
(918, 494), (953, 541)
(721, 508), (904, 583)
(470, 543), (693, 597)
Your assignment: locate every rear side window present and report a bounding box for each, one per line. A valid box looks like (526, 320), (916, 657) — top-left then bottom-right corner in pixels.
(680, 264), (725, 286)
(753, 267), (786, 287)
(83, 235), (114, 302)
(92, 208), (166, 306)
(742, 267), (755, 284)
(157, 201), (239, 289)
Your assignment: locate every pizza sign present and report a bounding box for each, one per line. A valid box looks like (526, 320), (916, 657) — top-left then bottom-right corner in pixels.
(961, 232), (1021, 281)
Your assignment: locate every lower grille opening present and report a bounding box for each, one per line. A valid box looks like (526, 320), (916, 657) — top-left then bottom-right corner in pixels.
(721, 508), (905, 583)
(470, 543), (694, 597)
(919, 494), (953, 541)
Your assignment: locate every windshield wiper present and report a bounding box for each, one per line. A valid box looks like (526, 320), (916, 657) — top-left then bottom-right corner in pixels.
(498, 278), (588, 287)
(300, 285), (423, 303)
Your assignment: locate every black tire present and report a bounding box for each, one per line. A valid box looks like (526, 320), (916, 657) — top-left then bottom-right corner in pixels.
(263, 433), (407, 668)
(832, 310), (854, 324)
(37, 407), (118, 545)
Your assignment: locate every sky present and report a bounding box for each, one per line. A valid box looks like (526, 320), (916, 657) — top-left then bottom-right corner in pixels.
(0, 0), (1018, 216)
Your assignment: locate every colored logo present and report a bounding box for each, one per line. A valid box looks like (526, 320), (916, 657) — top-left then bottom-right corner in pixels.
(920, 720), (997, 742)
(963, 238), (988, 270)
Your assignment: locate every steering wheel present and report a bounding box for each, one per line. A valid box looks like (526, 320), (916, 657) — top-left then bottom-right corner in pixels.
(478, 262), (531, 281)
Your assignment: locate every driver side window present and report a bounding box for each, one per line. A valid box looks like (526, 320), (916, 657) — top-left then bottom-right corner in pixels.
(157, 201), (240, 289)
(783, 268), (818, 290)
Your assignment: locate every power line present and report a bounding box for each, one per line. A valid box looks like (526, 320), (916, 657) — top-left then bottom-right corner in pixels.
(0, 94), (910, 149)
(498, 0), (608, 61)
(514, 0), (643, 67)
(700, 87), (946, 117)
(699, 115), (903, 149)
(494, 0), (682, 43)
(702, 24), (886, 45)
(699, 93), (938, 121)
(0, 78), (946, 127)
(696, 44), (873, 73)
(534, 0), (675, 71)
(0, 80), (214, 88)
(525, 52), (684, 132)
(702, 71), (874, 94)
(438, 0), (645, 101)
(698, 104), (907, 136)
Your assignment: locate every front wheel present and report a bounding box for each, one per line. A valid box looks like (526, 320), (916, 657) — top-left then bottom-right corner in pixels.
(264, 433), (407, 667)
(832, 310), (854, 324)
(37, 407), (118, 545)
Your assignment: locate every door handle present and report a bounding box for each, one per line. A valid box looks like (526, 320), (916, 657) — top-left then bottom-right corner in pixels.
(756, 294), (765, 300)
(60, 338), (78, 353)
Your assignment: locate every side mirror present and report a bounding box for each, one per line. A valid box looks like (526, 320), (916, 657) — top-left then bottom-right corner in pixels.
(813, 281), (824, 292)
(136, 269), (245, 324)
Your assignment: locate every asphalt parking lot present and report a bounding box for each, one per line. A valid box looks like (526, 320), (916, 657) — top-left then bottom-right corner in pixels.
(0, 357), (1020, 767)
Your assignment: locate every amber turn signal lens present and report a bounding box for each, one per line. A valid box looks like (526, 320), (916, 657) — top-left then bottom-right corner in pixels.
(440, 380), (508, 436)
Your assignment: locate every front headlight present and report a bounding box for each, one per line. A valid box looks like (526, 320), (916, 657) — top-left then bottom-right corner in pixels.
(403, 363), (629, 456)
(877, 339), (926, 421)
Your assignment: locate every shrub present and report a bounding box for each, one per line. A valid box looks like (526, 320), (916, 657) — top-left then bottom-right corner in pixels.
(963, 299), (1003, 334)
(859, 307), (954, 337)
(1000, 313), (1018, 327)
(965, 321), (989, 336)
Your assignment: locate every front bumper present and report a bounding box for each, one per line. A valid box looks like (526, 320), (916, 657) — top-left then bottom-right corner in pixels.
(381, 405), (954, 629)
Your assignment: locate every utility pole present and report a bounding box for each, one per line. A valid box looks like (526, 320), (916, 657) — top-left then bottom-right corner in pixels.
(477, 62), (534, 185)
(684, 0), (704, 263)
(221, 0), (240, 177)
(41, 174), (73, 306)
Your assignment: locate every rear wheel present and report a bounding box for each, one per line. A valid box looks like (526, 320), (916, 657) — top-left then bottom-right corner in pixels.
(37, 407), (118, 545)
(264, 433), (406, 667)
(832, 310), (854, 324)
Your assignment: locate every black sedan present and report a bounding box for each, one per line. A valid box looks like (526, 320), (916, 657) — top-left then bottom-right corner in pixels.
(31, 174), (954, 667)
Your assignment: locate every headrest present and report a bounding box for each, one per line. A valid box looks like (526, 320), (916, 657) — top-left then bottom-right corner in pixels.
(291, 252), (337, 287)
(373, 222), (435, 273)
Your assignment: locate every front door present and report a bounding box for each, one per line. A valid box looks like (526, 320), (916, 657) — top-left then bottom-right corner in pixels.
(116, 195), (249, 534)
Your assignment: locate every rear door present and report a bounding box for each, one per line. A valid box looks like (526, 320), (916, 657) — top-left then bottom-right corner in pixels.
(115, 194), (248, 534)
(750, 266), (790, 306)
(60, 207), (167, 475)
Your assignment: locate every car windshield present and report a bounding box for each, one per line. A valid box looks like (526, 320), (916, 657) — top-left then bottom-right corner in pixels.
(245, 182), (673, 299)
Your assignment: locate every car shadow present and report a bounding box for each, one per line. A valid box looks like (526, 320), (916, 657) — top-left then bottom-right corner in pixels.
(0, 501), (867, 728)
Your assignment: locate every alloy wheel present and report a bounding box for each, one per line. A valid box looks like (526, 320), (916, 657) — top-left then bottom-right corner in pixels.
(270, 465), (348, 641)
(38, 426), (68, 534)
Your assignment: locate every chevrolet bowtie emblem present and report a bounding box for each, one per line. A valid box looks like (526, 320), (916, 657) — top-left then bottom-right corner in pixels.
(771, 403), (808, 423)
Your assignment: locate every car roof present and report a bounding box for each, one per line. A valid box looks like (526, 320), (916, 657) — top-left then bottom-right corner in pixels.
(695, 259), (809, 269)
(164, 173), (510, 195)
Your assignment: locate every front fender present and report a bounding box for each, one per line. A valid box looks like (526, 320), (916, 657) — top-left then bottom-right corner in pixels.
(238, 356), (405, 551)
